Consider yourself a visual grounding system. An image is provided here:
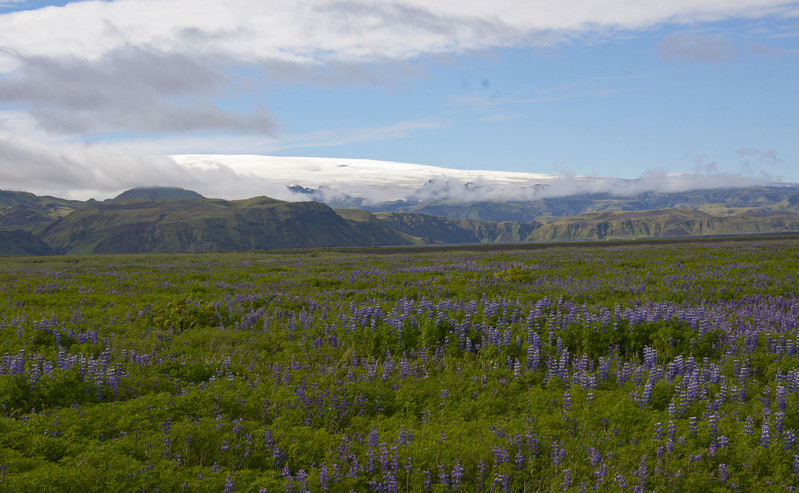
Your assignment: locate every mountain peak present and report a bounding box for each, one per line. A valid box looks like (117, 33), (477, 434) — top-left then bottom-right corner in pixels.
(111, 187), (205, 202)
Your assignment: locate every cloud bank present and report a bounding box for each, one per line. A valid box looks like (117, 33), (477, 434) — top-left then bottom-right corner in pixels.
(1, 136), (779, 202)
(0, 0), (796, 136)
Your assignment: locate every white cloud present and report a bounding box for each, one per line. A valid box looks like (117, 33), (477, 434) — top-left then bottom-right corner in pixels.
(0, 0), (795, 137)
(1, 0), (795, 69)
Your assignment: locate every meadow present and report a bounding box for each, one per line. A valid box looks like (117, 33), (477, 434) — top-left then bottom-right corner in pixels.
(0, 238), (798, 491)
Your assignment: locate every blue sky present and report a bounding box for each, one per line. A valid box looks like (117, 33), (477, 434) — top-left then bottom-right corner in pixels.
(0, 0), (797, 199)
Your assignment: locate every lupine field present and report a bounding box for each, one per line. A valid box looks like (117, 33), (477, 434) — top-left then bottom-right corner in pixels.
(1, 238), (799, 491)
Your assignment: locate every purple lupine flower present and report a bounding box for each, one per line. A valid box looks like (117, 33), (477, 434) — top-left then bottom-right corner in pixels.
(777, 385), (787, 411)
(550, 441), (564, 467)
(595, 463), (608, 485)
(492, 446), (510, 466)
(689, 416), (697, 436)
(653, 422), (662, 441)
(367, 427), (378, 447)
(744, 415), (754, 436)
(348, 454), (359, 479)
(383, 471), (397, 493)
(719, 464), (729, 483)
(762, 421), (771, 449)
(514, 449), (525, 470)
(295, 469), (308, 493)
(639, 380), (653, 408)
(379, 443), (389, 471)
(451, 460), (464, 490)
(708, 414), (717, 443)
(438, 464), (448, 490)
(492, 473), (510, 493)
(224, 474), (234, 493)
(588, 447), (601, 466)
(785, 430), (796, 451)
(319, 464), (329, 491)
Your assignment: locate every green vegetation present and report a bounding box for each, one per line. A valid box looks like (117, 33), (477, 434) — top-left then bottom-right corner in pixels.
(0, 238), (798, 490)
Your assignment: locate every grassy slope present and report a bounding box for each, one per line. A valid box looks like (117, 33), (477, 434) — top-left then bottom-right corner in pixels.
(0, 190), (92, 232)
(373, 211), (539, 244)
(0, 229), (54, 255)
(39, 198), (412, 254)
(528, 208), (799, 241)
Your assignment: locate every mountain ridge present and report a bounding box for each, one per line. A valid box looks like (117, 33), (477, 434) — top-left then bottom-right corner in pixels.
(3, 185), (799, 255)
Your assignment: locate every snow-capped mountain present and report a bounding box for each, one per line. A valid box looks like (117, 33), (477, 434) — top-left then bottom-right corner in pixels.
(170, 154), (776, 206)
(171, 154), (568, 204)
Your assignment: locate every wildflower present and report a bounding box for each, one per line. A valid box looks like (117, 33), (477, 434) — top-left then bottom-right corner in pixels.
(785, 429), (796, 451)
(708, 414), (717, 443)
(319, 464), (329, 491)
(719, 464), (729, 483)
(451, 460), (464, 490)
(653, 422), (662, 441)
(744, 415), (754, 436)
(762, 421), (771, 449)
(438, 464), (448, 490)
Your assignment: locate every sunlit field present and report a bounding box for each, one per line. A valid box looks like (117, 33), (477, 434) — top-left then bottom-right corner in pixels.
(1, 238), (798, 491)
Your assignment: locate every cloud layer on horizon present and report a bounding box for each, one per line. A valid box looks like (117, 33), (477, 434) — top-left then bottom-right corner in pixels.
(0, 135), (780, 202)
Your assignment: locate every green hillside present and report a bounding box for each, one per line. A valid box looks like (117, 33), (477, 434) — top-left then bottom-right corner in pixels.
(528, 208), (799, 241)
(373, 211), (540, 244)
(0, 190), (93, 232)
(0, 229), (54, 256)
(111, 186), (206, 202)
(372, 186), (799, 222)
(39, 198), (412, 254)
(3, 186), (799, 255)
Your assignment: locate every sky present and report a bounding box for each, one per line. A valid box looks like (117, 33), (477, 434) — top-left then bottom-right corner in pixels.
(0, 0), (797, 200)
